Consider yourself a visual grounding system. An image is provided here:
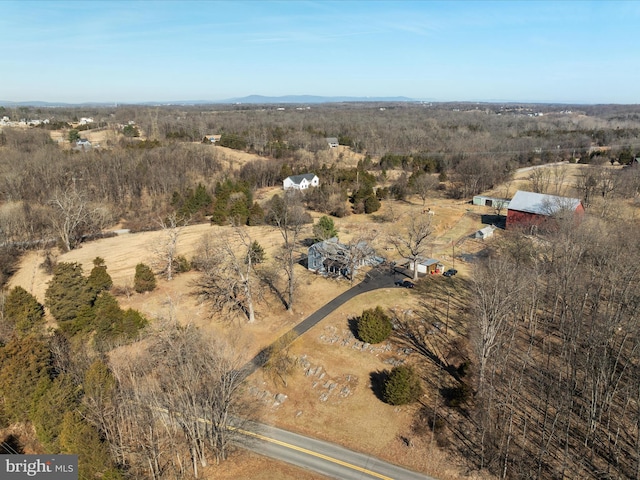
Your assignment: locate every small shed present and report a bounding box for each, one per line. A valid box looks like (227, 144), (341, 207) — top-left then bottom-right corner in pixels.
(475, 225), (496, 239)
(410, 257), (444, 275)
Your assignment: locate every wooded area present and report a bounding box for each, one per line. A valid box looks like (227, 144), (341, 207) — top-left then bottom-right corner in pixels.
(1, 102), (640, 479)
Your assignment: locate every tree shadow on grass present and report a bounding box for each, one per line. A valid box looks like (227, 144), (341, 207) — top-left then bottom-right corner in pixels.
(369, 369), (390, 402)
(0, 434), (24, 454)
(347, 316), (360, 340)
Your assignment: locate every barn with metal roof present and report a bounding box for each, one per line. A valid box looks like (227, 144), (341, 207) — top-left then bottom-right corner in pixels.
(506, 190), (584, 229)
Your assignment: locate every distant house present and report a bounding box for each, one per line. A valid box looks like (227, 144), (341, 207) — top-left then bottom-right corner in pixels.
(475, 225), (496, 240)
(326, 137), (339, 148)
(308, 237), (383, 277)
(409, 257), (444, 275)
(75, 138), (92, 149)
(506, 190), (584, 229)
(203, 134), (222, 144)
(283, 173), (319, 190)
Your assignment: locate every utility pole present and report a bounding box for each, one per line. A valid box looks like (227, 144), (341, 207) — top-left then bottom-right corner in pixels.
(445, 285), (450, 335)
(452, 240), (455, 270)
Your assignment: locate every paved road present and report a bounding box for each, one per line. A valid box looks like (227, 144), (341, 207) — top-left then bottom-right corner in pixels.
(237, 420), (436, 480)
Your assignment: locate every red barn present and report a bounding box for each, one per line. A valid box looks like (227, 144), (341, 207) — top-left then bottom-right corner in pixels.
(506, 190), (584, 229)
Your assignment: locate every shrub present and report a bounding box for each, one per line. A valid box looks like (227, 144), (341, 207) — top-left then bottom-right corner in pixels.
(364, 195), (381, 214)
(383, 365), (423, 405)
(357, 306), (392, 344)
(133, 263), (156, 293)
(173, 255), (191, 274)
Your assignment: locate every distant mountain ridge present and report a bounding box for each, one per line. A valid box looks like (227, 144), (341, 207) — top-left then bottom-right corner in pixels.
(0, 95), (417, 108)
(221, 95), (416, 104)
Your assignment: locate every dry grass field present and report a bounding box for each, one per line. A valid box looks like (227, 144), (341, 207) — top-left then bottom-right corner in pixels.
(11, 160), (609, 479)
(4, 181), (501, 479)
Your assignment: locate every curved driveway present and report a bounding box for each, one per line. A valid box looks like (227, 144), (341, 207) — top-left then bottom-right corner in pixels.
(241, 266), (396, 377)
(237, 267), (436, 480)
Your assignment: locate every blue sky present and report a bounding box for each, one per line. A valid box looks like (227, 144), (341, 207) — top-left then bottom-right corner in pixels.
(1, 0), (639, 104)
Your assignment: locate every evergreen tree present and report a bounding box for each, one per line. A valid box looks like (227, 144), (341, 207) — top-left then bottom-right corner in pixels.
(0, 336), (53, 422)
(357, 306), (392, 344)
(87, 257), (112, 299)
(3, 286), (45, 336)
(364, 194), (381, 214)
(31, 374), (80, 451)
(248, 240), (266, 264)
(121, 309), (147, 339)
(134, 263), (156, 293)
(93, 293), (125, 342)
(59, 410), (122, 479)
(247, 201), (265, 225)
(313, 215), (338, 242)
(383, 365), (423, 405)
(45, 262), (92, 323)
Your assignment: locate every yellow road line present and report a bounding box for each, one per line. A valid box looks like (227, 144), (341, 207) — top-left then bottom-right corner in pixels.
(233, 426), (394, 480)
(153, 407), (394, 479)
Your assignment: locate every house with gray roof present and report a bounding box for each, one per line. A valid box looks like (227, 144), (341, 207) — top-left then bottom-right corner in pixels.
(307, 237), (383, 278)
(283, 173), (319, 190)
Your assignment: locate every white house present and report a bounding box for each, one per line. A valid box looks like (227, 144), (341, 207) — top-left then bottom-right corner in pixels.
(326, 137), (339, 148)
(283, 173), (319, 190)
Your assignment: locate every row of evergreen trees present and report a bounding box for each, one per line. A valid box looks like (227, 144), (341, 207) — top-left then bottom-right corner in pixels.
(0, 258), (151, 477)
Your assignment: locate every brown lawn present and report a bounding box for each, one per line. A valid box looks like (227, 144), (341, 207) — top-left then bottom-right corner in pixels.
(8, 185), (494, 479)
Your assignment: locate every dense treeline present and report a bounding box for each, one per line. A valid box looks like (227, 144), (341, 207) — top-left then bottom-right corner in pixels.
(453, 217), (640, 479)
(1, 103), (639, 250)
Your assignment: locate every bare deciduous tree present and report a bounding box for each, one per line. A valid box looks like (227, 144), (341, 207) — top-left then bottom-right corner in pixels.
(266, 192), (311, 312)
(528, 167), (551, 194)
(101, 322), (252, 479)
(388, 216), (433, 281)
(192, 228), (260, 323)
(412, 173), (439, 207)
(50, 185), (109, 251)
(152, 213), (186, 281)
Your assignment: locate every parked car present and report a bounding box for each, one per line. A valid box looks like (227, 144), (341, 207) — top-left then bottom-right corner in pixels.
(443, 269), (458, 277)
(395, 279), (415, 288)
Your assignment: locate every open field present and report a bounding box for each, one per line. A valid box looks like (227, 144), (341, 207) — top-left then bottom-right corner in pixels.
(8, 184), (490, 478)
(8, 162), (610, 479)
